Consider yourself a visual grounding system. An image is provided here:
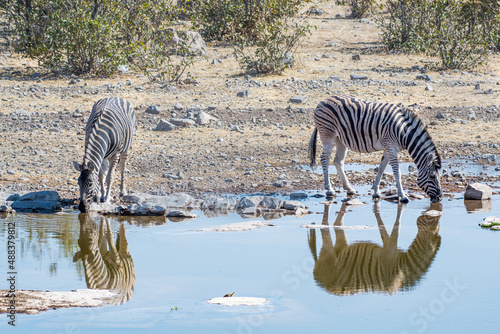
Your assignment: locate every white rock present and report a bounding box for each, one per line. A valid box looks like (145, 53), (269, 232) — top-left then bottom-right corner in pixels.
(206, 297), (269, 306)
(195, 220), (274, 232)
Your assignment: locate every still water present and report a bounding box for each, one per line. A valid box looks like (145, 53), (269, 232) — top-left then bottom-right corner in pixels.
(1, 191), (499, 334)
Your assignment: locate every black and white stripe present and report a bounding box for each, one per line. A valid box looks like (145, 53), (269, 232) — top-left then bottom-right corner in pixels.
(74, 214), (135, 305)
(309, 95), (442, 202)
(308, 202), (441, 295)
(73, 97), (135, 212)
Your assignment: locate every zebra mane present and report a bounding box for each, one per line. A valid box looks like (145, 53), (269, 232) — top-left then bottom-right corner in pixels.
(401, 108), (441, 170)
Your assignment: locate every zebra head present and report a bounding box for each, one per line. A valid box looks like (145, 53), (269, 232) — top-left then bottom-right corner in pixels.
(417, 154), (442, 203)
(73, 161), (99, 212)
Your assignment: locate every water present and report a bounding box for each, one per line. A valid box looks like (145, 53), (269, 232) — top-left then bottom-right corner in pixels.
(1, 192), (500, 334)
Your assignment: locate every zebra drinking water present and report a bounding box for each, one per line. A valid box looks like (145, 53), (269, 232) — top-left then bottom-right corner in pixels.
(73, 97), (135, 212)
(309, 95), (442, 203)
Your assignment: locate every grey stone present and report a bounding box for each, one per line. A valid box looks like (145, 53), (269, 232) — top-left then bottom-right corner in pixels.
(155, 119), (177, 131)
(11, 200), (62, 212)
(121, 202), (165, 216)
(170, 118), (196, 127)
(350, 74), (368, 80)
(196, 111), (218, 125)
(236, 196), (264, 209)
(166, 210), (199, 219)
(290, 192), (308, 199)
(19, 191), (60, 202)
(352, 54), (360, 61)
(211, 58), (222, 65)
(282, 200), (306, 211)
(289, 95), (307, 104)
(0, 202), (14, 213)
(173, 103), (185, 111)
(237, 90), (250, 98)
(201, 195), (238, 211)
(416, 74), (432, 81)
(145, 105), (161, 115)
(260, 196), (283, 210)
(464, 183), (492, 200)
(160, 29), (207, 56)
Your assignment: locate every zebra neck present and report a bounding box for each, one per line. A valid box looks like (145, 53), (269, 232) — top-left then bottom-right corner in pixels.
(83, 139), (106, 173)
(401, 120), (435, 170)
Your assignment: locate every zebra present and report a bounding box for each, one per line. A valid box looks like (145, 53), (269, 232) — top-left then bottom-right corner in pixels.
(73, 97), (135, 212)
(74, 213), (135, 305)
(307, 202), (441, 295)
(308, 95), (442, 203)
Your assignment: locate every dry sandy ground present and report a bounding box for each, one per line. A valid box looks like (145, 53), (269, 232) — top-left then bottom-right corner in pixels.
(0, 2), (499, 202)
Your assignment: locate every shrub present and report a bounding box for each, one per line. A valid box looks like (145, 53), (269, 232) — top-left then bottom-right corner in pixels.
(377, 0), (498, 70)
(336, 0), (377, 18)
(1, 0), (197, 78)
(233, 18), (311, 74)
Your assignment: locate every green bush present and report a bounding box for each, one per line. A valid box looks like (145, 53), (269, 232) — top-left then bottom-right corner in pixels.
(187, 0), (307, 42)
(1, 0), (197, 78)
(377, 0), (499, 70)
(336, 0), (376, 18)
(233, 18), (311, 74)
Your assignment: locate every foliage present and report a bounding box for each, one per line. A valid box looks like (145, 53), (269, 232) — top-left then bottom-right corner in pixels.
(186, 0), (307, 42)
(133, 29), (199, 83)
(377, 0), (500, 70)
(335, 0), (377, 18)
(233, 18), (311, 74)
(1, 0), (198, 79)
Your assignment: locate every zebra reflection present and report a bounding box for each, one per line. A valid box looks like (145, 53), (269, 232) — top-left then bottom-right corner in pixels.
(74, 214), (135, 305)
(308, 202), (441, 295)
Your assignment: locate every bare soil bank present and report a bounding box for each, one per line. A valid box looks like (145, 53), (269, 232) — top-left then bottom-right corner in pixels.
(0, 3), (499, 201)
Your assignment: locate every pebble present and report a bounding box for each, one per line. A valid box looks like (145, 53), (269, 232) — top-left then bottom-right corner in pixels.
(350, 74), (367, 80)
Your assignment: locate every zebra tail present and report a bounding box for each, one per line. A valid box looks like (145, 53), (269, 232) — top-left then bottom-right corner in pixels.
(308, 128), (318, 170)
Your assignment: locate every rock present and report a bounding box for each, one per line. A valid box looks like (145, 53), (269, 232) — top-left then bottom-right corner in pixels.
(196, 220), (274, 232)
(260, 196), (283, 210)
(464, 183), (492, 200)
(352, 54), (361, 61)
(169, 118), (196, 127)
(350, 74), (368, 80)
(236, 196), (264, 209)
(282, 200), (306, 211)
(343, 198), (365, 206)
(206, 297), (269, 306)
(201, 195), (238, 211)
(290, 192), (308, 199)
(88, 201), (121, 214)
(274, 180), (292, 188)
(289, 95), (307, 104)
(11, 191), (62, 212)
(173, 103), (185, 111)
(121, 202), (166, 216)
(417, 74), (432, 81)
(479, 216), (500, 227)
(295, 207), (310, 218)
(237, 90), (250, 98)
(166, 210), (199, 219)
(159, 29), (207, 56)
(154, 119), (177, 131)
(145, 105), (161, 115)
(211, 58), (222, 65)
(148, 192), (196, 208)
(0, 202), (14, 213)
(196, 111), (218, 125)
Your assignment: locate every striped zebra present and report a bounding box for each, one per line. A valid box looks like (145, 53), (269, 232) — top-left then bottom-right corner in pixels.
(307, 202), (441, 295)
(73, 97), (135, 212)
(309, 95), (442, 203)
(74, 214), (135, 305)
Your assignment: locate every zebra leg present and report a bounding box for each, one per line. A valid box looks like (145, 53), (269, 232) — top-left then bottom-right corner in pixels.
(333, 139), (356, 196)
(319, 135), (335, 197)
(99, 159), (109, 202)
(103, 154), (119, 202)
(372, 153), (389, 199)
(118, 152), (129, 197)
(387, 148), (409, 203)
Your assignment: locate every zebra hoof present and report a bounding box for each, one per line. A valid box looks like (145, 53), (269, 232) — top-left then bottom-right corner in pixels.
(372, 193), (381, 199)
(326, 191), (335, 199)
(347, 190), (356, 196)
(400, 197), (409, 203)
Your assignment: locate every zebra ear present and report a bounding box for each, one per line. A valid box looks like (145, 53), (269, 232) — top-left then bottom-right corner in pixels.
(73, 161), (83, 171)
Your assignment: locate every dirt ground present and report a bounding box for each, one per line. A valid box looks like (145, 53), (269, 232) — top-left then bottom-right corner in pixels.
(0, 2), (499, 202)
